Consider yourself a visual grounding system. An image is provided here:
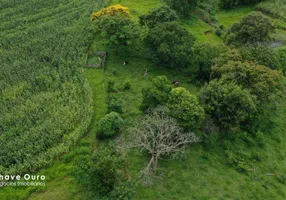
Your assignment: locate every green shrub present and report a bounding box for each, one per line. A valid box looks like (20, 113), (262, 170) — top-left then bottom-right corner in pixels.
(107, 80), (116, 93)
(123, 80), (131, 90)
(110, 181), (137, 200)
(107, 94), (124, 113)
(139, 5), (178, 28)
(98, 112), (123, 138)
(91, 146), (124, 195)
(225, 12), (273, 45)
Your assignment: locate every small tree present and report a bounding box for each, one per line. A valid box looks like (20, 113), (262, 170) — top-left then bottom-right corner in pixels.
(139, 5), (178, 28)
(145, 22), (195, 68)
(118, 107), (200, 175)
(199, 79), (257, 130)
(225, 12), (273, 45)
(141, 76), (172, 111)
(167, 87), (204, 127)
(165, 0), (198, 18)
(91, 146), (124, 195)
(95, 15), (140, 53)
(98, 112), (123, 138)
(91, 4), (130, 21)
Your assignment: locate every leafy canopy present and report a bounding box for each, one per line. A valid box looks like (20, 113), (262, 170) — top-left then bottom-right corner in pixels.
(98, 112), (123, 138)
(225, 12), (273, 45)
(141, 76), (172, 111)
(212, 61), (284, 104)
(95, 15), (140, 52)
(165, 0), (198, 18)
(145, 22), (195, 69)
(139, 5), (178, 28)
(199, 79), (257, 130)
(168, 87), (204, 127)
(91, 4), (129, 21)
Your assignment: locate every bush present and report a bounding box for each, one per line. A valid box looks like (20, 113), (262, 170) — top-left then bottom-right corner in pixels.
(145, 22), (195, 69)
(141, 76), (172, 111)
(123, 80), (131, 90)
(165, 0), (198, 18)
(110, 181), (137, 200)
(98, 112), (123, 138)
(199, 79), (257, 130)
(167, 87), (204, 127)
(91, 147), (124, 195)
(225, 12), (273, 45)
(139, 5), (178, 28)
(91, 4), (130, 21)
(107, 80), (115, 93)
(107, 94), (124, 113)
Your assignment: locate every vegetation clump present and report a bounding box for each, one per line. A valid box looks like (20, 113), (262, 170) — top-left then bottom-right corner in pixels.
(145, 22), (195, 68)
(91, 4), (130, 21)
(225, 12), (273, 45)
(98, 112), (123, 138)
(139, 5), (178, 28)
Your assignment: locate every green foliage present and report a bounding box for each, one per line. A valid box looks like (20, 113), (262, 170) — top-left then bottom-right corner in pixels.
(145, 22), (195, 68)
(257, 0), (286, 21)
(165, 0), (198, 18)
(141, 76), (172, 111)
(123, 80), (132, 90)
(212, 61), (284, 104)
(107, 94), (124, 113)
(91, 146), (124, 195)
(199, 79), (257, 130)
(95, 15), (140, 52)
(225, 12), (273, 45)
(139, 5), (178, 28)
(72, 146), (124, 196)
(239, 45), (281, 69)
(98, 112), (123, 138)
(192, 43), (228, 81)
(107, 80), (116, 92)
(220, 0), (263, 9)
(167, 87), (204, 127)
(111, 181), (137, 200)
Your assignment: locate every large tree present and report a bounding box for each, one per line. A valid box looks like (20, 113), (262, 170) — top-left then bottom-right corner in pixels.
(145, 22), (195, 69)
(165, 0), (198, 18)
(139, 5), (178, 28)
(167, 87), (204, 127)
(192, 43), (228, 81)
(211, 61), (284, 103)
(199, 79), (257, 130)
(118, 107), (200, 175)
(95, 15), (140, 53)
(225, 12), (273, 45)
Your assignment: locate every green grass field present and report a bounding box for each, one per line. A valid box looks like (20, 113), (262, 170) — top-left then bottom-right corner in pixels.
(3, 0), (286, 199)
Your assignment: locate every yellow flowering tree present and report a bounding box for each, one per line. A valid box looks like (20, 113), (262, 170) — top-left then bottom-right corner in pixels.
(91, 4), (129, 21)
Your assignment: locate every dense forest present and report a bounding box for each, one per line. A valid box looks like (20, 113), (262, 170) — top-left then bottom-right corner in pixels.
(1, 0), (286, 199)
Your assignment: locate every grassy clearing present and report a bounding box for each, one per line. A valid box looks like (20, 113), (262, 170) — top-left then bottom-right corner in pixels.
(181, 17), (223, 44)
(216, 6), (254, 28)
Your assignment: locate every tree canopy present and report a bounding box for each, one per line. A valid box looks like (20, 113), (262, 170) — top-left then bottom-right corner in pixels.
(165, 0), (198, 18)
(168, 87), (204, 127)
(225, 12), (273, 45)
(145, 22), (195, 69)
(212, 61), (284, 103)
(139, 5), (178, 28)
(141, 75), (172, 111)
(199, 79), (257, 130)
(95, 15), (140, 52)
